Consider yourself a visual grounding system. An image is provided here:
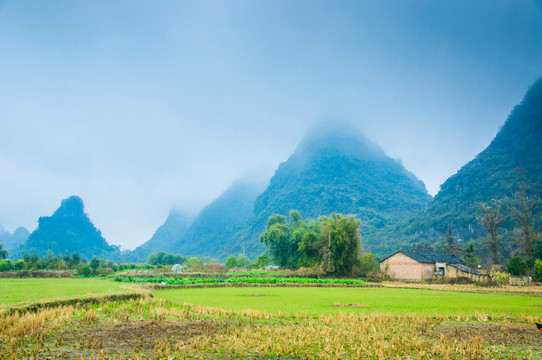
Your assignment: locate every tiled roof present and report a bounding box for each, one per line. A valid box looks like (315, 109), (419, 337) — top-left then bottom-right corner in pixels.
(412, 250), (462, 264)
(400, 250), (434, 264)
(449, 263), (481, 275)
(380, 249), (463, 265)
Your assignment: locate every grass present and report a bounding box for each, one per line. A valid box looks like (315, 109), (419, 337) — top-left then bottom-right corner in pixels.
(0, 278), (128, 306)
(154, 286), (542, 318)
(1, 298), (540, 359)
(0, 280), (541, 359)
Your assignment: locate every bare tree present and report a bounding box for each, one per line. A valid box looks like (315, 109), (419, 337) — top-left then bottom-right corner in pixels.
(477, 201), (505, 265)
(508, 183), (539, 259)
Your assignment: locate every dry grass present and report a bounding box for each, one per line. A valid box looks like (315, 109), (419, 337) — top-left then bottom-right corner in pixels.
(1, 297), (540, 359)
(381, 281), (542, 295)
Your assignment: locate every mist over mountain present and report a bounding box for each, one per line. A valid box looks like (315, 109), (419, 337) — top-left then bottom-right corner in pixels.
(164, 178), (266, 260)
(226, 123), (432, 258)
(10, 75), (541, 262)
(15, 196), (119, 260)
(129, 209), (193, 262)
(373, 76), (542, 256)
(0, 226), (30, 255)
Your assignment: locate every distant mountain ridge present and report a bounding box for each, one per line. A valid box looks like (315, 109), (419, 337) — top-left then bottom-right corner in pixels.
(129, 178), (265, 262)
(15, 196), (119, 260)
(12, 77), (541, 262)
(0, 226), (30, 255)
(174, 178), (266, 260)
(129, 209), (193, 262)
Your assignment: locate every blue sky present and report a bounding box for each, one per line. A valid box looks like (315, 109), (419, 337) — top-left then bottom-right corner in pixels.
(1, 1), (542, 249)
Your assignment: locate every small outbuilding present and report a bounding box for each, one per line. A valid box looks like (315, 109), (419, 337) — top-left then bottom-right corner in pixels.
(380, 249), (481, 282)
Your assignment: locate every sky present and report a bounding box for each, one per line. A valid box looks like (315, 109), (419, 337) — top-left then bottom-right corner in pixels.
(1, 0), (542, 249)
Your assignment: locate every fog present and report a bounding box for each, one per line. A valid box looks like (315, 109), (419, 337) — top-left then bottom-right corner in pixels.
(1, 1), (542, 249)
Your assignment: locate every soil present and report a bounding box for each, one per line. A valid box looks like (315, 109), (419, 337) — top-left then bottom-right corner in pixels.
(47, 319), (226, 358)
(430, 322), (542, 346)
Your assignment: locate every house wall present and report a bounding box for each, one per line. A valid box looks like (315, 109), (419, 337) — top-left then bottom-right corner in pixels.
(446, 265), (490, 283)
(380, 253), (434, 281)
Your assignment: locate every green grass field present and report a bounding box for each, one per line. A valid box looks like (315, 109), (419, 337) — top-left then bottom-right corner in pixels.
(154, 286), (542, 318)
(1, 280), (541, 358)
(0, 278), (128, 305)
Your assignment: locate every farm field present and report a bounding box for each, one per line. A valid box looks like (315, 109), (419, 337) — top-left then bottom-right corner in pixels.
(154, 286), (542, 318)
(0, 278), (128, 306)
(0, 278), (541, 359)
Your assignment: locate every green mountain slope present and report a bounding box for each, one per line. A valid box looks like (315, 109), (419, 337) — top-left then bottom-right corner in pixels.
(169, 179), (265, 260)
(16, 196), (119, 260)
(228, 124), (432, 258)
(129, 209), (193, 262)
(375, 76), (542, 256)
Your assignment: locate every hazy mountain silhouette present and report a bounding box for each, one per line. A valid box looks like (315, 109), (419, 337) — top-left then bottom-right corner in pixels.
(167, 178), (266, 260)
(0, 226), (30, 255)
(16, 196), (119, 260)
(129, 209), (193, 262)
(227, 123), (432, 258)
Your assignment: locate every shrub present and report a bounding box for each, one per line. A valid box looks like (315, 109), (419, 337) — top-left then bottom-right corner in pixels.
(205, 263), (227, 273)
(225, 256), (238, 269)
(492, 271), (510, 286)
(77, 264), (92, 277)
(358, 253), (380, 277)
(0, 259), (13, 272)
(95, 267), (114, 276)
(237, 255), (251, 268)
(507, 256), (526, 276)
(13, 260), (25, 271)
(534, 259), (542, 282)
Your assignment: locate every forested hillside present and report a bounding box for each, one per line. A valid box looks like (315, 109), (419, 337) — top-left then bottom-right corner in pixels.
(169, 179), (265, 260)
(227, 124), (432, 258)
(371, 77), (542, 257)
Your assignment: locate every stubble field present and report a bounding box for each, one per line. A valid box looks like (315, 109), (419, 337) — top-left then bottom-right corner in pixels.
(0, 278), (541, 359)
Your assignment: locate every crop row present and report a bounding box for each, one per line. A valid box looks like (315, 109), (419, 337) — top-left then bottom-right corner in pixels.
(114, 276), (365, 286)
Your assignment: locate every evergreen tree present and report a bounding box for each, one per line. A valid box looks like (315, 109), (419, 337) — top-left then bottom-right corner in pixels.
(507, 256), (526, 276)
(442, 225), (460, 254)
(462, 244), (480, 268)
(533, 241), (542, 260)
(90, 256), (100, 271)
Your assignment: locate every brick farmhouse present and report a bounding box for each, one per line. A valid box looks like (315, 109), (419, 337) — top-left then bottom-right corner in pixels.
(380, 249), (482, 282)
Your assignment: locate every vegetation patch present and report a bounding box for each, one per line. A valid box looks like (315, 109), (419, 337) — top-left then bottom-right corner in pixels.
(115, 275), (366, 286)
(0, 278), (132, 307)
(1, 298), (539, 359)
(429, 322), (542, 347)
(154, 286), (542, 318)
(332, 303), (374, 308)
